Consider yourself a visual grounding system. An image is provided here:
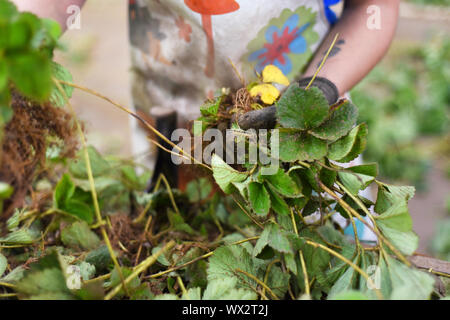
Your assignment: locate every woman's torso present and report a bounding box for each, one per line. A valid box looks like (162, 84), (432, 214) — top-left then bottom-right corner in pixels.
(128, 0), (342, 122)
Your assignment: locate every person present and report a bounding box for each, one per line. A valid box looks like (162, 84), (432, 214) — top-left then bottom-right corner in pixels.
(11, 0), (400, 241)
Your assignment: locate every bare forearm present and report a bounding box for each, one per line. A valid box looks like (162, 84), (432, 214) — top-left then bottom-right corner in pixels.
(303, 0), (400, 96)
(12, 0), (86, 31)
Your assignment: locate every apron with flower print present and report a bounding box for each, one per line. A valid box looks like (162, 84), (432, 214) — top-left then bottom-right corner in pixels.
(128, 0), (342, 123)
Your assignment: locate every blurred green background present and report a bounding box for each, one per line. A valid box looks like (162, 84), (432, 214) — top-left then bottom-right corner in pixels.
(54, 1), (450, 258)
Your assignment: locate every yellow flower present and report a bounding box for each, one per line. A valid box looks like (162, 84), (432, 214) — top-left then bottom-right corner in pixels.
(262, 65), (290, 86)
(249, 84), (280, 105)
(249, 65), (290, 105)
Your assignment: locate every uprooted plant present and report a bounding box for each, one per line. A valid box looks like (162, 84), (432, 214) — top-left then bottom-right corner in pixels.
(0, 0), (448, 300)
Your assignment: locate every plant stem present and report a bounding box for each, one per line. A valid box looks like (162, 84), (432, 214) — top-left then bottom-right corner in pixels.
(299, 250), (310, 296)
(57, 80), (211, 171)
(105, 240), (175, 300)
(319, 181), (411, 267)
(53, 79), (129, 296)
(235, 268), (279, 300)
(304, 239), (383, 300)
(305, 33), (340, 90)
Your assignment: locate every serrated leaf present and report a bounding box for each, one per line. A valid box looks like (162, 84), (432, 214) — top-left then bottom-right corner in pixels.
(375, 184), (415, 214)
(310, 100), (358, 141)
(49, 62), (73, 107)
(61, 221), (101, 251)
(266, 184), (290, 216)
(253, 223), (292, 256)
(279, 130), (328, 162)
(8, 52), (52, 101)
(15, 251), (74, 300)
(202, 278), (257, 300)
(277, 85), (329, 130)
(85, 245), (112, 270)
(266, 265), (290, 298)
(385, 256), (434, 300)
(261, 168), (299, 197)
(248, 182), (270, 216)
(69, 146), (111, 179)
(207, 245), (265, 291)
(0, 228), (39, 244)
(375, 201), (418, 256)
(328, 254), (360, 298)
(328, 123), (368, 162)
(211, 154), (248, 194)
(338, 164), (377, 195)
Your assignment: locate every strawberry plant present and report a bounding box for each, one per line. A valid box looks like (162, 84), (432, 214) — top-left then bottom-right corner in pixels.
(0, 0), (449, 301)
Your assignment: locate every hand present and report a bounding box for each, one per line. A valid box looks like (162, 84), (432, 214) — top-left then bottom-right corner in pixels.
(237, 77), (339, 130)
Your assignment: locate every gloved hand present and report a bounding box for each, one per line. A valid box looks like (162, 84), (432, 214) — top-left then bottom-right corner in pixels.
(237, 76), (339, 130)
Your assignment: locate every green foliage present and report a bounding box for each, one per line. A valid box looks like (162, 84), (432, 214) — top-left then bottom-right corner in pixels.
(0, 0), (73, 125)
(61, 221), (101, 251)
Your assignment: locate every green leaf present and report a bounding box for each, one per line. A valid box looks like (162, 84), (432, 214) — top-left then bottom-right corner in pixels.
(65, 199), (95, 223)
(61, 221), (101, 250)
(8, 52), (52, 101)
(248, 182), (270, 216)
(54, 174), (94, 223)
(49, 62), (73, 107)
(338, 164), (378, 195)
(0, 228), (39, 244)
(374, 183), (415, 214)
(310, 100), (358, 141)
(0, 0), (18, 22)
(253, 223), (292, 256)
(54, 173), (75, 209)
(186, 177), (212, 202)
(375, 201), (418, 256)
(328, 123), (368, 162)
(200, 98), (221, 117)
(167, 209), (195, 235)
(277, 85), (329, 130)
(202, 278), (257, 300)
(328, 254), (360, 298)
(69, 146), (111, 179)
(261, 168), (299, 197)
(211, 154), (248, 194)
(279, 130), (328, 162)
(266, 184), (290, 216)
(265, 264), (290, 298)
(0, 253), (7, 277)
(385, 256), (434, 300)
(77, 261), (96, 281)
(329, 290), (370, 300)
(207, 245), (265, 291)
(15, 251), (74, 300)
(85, 245), (112, 270)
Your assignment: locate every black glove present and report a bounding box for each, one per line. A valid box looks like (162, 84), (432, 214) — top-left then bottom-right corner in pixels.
(237, 77), (339, 130)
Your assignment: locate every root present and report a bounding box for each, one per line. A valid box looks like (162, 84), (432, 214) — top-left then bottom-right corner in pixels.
(0, 92), (79, 218)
